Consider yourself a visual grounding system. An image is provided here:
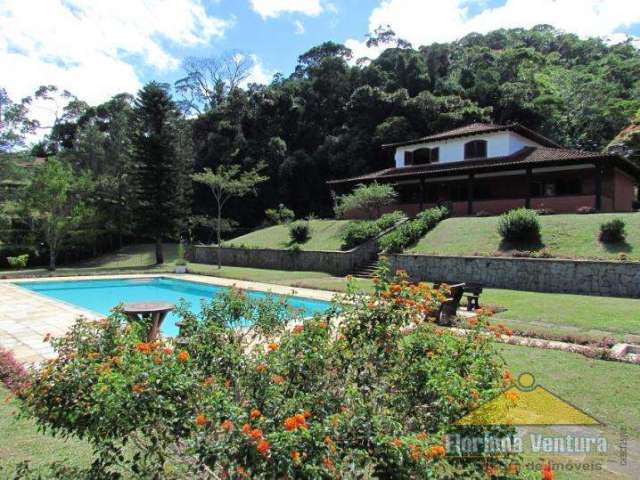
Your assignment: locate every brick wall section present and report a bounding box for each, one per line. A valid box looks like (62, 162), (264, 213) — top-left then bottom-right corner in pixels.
(387, 253), (640, 298)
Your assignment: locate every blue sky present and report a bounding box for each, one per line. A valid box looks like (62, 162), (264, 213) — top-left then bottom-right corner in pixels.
(1, 0), (639, 131)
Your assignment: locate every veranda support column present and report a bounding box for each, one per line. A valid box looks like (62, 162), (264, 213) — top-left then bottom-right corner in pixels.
(467, 174), (474, 215)
(525, 167), (532, 209)
(419, 178), (426, 211)
(595, 167), (603, 211)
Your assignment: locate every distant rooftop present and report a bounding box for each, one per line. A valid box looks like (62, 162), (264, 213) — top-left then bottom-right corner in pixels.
(381, 122), (561, 149)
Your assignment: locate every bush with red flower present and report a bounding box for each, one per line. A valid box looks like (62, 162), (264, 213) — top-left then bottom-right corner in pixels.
(15, 277), (518, 478)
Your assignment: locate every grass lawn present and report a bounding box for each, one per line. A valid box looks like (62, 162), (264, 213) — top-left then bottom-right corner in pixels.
(410, 213), (640, 260)
(227, 220), (349, 251)
(0, 386), (93, 473)
(484, 288), (640, 341)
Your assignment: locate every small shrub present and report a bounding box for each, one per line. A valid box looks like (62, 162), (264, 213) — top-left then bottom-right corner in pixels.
(577, 206), (596, 214)
(497, 208), (541, 243)
(599, 218), (626, 243)
(265, 204), (295, 225)
(6, 254), (29, 269)
(0, 347), (29, 393)
(288, 220), (310, 243)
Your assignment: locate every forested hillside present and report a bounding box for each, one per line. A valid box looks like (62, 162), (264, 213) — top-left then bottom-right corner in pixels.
(3, 25), (640, 232)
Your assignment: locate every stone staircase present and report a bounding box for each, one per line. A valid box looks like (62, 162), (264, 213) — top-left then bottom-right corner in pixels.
(351, 258), (379, 279)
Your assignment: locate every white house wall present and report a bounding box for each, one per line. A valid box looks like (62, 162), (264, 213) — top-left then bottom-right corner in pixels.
(394, 131), (542, 168)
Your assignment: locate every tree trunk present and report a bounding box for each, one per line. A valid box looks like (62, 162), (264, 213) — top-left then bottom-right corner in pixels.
(155, 237), (164, 264)
(216, 205), (222, 269)
(49, 249), (56, 271)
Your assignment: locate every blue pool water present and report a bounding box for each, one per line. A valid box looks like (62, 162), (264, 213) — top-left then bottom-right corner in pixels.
(16, 277), (331, 336)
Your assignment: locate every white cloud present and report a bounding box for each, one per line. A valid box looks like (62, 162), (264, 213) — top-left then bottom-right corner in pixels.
(294, 20), (305, 34)
(242, 55), (277, 86)
(250, 0), (323, 19)
(0, 0), (231, 141)
(347, 0), (640, 60)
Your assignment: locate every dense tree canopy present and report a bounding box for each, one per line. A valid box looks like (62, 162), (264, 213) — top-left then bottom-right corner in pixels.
(1, 25), (639, 258)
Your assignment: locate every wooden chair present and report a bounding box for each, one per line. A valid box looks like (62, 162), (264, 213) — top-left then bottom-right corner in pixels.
(436, 283), (466, 325)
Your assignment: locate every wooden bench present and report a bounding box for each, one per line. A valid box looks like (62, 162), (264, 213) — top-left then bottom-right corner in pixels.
(463, 283), (483, 311)
(433, 282), (466, 325)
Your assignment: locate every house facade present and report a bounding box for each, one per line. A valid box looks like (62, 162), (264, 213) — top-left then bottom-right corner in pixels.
(328, 123), (639, 218)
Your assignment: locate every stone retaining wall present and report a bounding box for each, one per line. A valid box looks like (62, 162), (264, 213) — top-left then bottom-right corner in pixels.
(387, 253), (640, 297)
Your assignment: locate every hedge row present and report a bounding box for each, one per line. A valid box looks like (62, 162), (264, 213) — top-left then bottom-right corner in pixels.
(340, 211), (406, 250)
(379, 207), (449, 253)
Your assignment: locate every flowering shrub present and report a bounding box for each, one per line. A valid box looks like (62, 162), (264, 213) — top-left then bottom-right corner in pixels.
(17, 278), (517, 478)
(0, 347), (29, 393)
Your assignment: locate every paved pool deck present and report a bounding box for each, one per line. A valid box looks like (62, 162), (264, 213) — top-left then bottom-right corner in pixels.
(0, 273), (337, 364)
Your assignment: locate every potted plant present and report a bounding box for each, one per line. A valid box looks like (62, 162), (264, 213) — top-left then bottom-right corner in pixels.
(175, 243), (187, 274)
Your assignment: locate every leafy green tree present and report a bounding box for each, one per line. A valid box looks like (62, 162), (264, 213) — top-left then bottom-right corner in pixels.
(0, 88), (38, 152)
(131, 82), (191, 264)
(192, 163), (267, 268)
(335, 182), (397, 220)
(21, 158), (93, 270)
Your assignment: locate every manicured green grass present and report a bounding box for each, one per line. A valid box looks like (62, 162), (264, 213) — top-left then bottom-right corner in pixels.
(227, 220), (349, 251)
(484, 288), (640, 340)
(0, 387), (92, 473)
(410, 213), (640, 260)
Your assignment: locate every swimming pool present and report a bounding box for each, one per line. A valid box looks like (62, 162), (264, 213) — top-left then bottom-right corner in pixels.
(16, 277), (331, 336)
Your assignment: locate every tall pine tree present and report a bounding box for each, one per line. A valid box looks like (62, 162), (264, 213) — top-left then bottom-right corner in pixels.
(132, 82), (189, 264)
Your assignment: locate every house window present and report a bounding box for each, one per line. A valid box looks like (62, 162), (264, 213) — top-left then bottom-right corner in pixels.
(464, 140), (487, 159)
(413, 147), (440, 165)
(404, 150), (414, 166)
(531, 178), (583, 197)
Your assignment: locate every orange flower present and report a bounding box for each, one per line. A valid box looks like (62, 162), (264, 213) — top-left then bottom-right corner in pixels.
(416, 432), (427, 440)
(136, 342), (152, 353)
(195, 414), (207, 426)
(236, 466), (249, 478)
(502, 370), (514, 384)
(153, 355), (163, 365)
(250, 408), (262, 419)
(132, 383), (146, 393)
(322, 457), (335, 470)
(256, 363), (267, 373)
(249, 428), (263, 441)
(293, 324), (304, 334)
(409, 443), (422, 461)
(177, 350), (190, 362)
(318, 321), (328, 329)
(162, 347), (173, 355)
(324, 436), (336, 453)
(242, 423), (251, 434)
(428, 445), (445, 458)
(256, 439), (270, 456)
(284, 416), (298, 431)
(390, 438), (403, 448)
(267, 342), (279, 351)
(505, 390), (519, 404)
(221, 419), (233, 432)
(203, 376), (215, 386)
(542, 462), (554, 480)
(271, 374), (285, 385)
(290, 450), (301, 463)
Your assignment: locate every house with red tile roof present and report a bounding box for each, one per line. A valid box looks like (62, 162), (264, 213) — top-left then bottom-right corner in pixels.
(328, 123), (639, 218)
